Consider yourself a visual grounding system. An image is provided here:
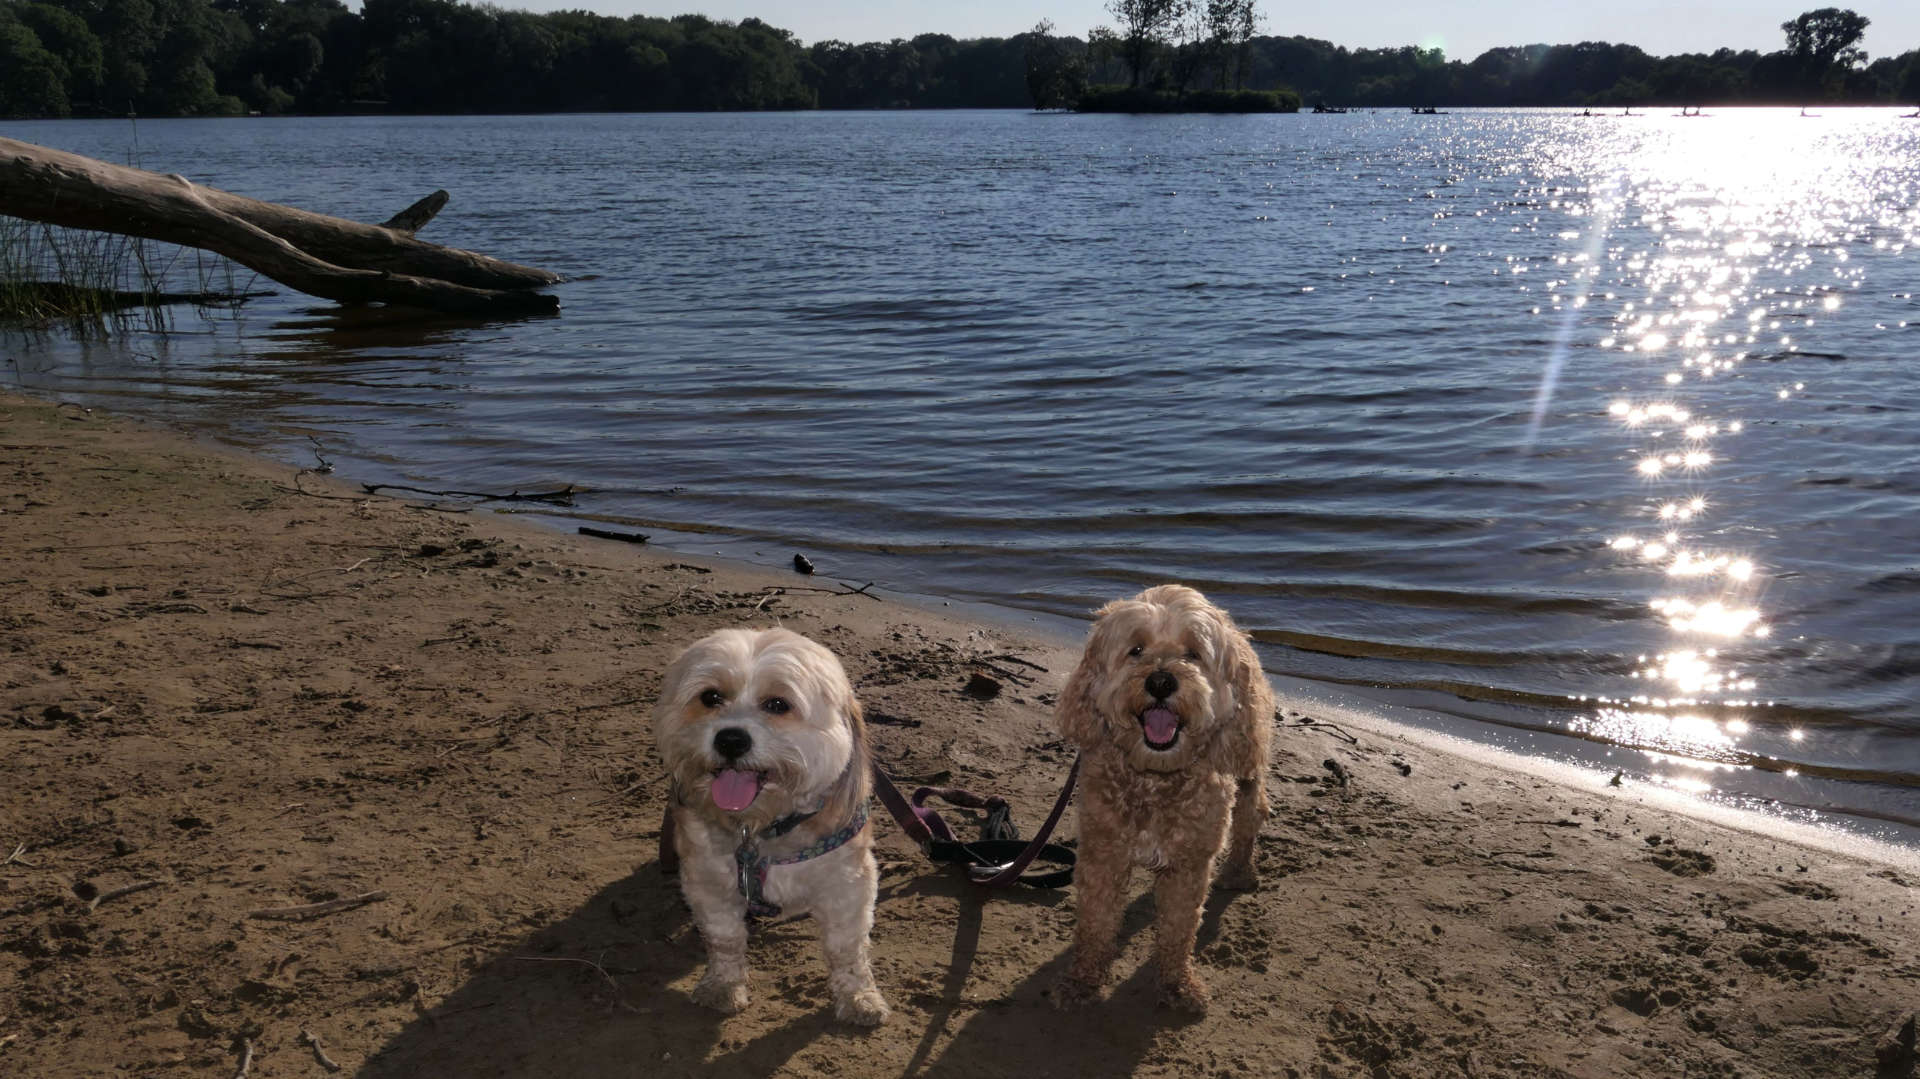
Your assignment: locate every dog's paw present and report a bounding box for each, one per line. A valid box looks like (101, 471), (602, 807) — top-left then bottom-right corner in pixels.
(834, 988), (890, 1027)
(1051, 975), (1102, 1010)
(690, 976), (749, 1014)
(1214, 863), (1258, 892)
(1158, 972), (1211, 1016)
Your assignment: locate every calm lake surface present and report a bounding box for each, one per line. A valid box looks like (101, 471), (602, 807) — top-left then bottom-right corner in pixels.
(6, 109), (1918, 841)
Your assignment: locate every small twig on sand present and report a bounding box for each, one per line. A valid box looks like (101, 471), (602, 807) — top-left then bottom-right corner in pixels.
(754, 589), (783, 611)
(633, 584), (696, 614)
(773, 580), (883, 601)
(247, 890), (388, 922)
(3, 842), (33, 867)
(980, 653), (1048, 673)
(88, 878), (164, 912)
(300, 1029), (342, 1073)
(232, 1036), (254, 1079)
(508, 955), (641, 1014)
(969, 655), (1041, 686)
(1285, 716), (1360, 745)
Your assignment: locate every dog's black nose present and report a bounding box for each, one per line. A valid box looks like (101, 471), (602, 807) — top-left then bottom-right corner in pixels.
(712, 727), (752, 760)
(1144, 671), (1177, 700)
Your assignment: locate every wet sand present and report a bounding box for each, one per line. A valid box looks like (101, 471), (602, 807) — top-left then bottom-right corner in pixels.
(2, 389), (1917, 1079)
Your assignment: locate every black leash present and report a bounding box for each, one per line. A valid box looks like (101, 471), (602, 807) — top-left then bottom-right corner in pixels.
(660, 756), (1080, 891)
(869, 756), (1080, 889)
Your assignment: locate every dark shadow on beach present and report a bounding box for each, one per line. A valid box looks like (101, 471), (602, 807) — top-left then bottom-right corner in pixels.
(353, 850), (1255, 1078)
(900, 884), (1250, 1079)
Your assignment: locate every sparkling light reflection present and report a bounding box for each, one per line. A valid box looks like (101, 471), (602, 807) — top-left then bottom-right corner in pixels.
(1550, 111), (1915, 795)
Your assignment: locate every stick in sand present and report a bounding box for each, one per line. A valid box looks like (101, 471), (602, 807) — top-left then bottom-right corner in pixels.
(300, 1029), (342, 1072)
(88, 878), (165, 912)
(247, 890), (388, 921)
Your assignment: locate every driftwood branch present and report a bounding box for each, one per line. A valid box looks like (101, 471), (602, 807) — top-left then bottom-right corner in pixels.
(0, 137), (558, 316)
(382, 190), (449, 234)
(577, 526), (648, 544)
(360, 482), (578, 505)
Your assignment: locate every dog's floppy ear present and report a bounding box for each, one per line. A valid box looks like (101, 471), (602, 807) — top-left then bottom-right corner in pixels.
(1056, 654), (1101, 750)
(842, 694), (874, 804)
(1209, 605), (1274, 779)
(812, 683), (873, 821)
(1056, 600), (1124, 749)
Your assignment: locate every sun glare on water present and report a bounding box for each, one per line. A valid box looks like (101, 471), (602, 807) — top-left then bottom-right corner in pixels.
(1551, 111), (1919, 797)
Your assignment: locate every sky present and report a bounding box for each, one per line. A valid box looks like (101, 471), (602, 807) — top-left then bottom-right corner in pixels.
(494, 1), (1920, 63)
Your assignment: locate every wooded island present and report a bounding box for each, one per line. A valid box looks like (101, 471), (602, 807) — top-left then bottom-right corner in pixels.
(0, 1), (1913, 117)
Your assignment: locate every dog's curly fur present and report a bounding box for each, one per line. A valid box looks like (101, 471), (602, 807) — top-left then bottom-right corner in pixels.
(653, 628), (888, 1026)
(1052, 584), (1273, 1014)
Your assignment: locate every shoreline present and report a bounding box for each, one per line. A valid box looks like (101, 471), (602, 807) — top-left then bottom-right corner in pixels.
(5, 389), (1920, 1078)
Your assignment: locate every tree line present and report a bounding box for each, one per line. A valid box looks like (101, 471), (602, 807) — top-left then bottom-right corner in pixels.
(0, 0), (1915, 119)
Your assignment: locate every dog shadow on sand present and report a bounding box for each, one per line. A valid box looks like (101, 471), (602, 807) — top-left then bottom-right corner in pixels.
(355, 853), (1251, 1078)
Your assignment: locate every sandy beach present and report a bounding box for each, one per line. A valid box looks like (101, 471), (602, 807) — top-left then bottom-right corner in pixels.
(3, 388), (1918, 1079)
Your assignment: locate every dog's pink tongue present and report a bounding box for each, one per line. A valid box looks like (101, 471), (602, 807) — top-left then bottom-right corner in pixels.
(1142, 707), (1179, 745)
(710, 768), (762, 811)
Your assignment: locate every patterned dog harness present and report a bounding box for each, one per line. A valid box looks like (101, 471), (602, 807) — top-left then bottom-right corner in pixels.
(735, 801), (871, 919)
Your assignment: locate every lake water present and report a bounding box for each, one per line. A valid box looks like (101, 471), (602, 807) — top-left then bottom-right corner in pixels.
(5, 108), (1918, 842)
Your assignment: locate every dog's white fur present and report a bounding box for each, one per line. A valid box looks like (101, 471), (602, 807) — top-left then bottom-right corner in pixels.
(654, 628), (888, 1025)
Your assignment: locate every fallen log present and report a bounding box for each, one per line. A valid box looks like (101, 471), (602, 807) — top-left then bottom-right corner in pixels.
(0, 137), (559, 316)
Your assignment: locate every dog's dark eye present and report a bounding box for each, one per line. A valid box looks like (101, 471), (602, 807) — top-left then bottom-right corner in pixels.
(698, 688), (725, 708)
(761, 697), (791, 715)
(1185, 648), (1200, 661)
(1127, 645), (1143, 658)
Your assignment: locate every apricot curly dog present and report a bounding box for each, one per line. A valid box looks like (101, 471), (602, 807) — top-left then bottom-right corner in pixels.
(1052, 584), (1272, 1014)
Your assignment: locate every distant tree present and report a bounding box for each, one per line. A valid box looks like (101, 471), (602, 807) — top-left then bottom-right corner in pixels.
(15, 4), (105, 108)
(1186, 0), (1259, 90)
(1105, 0), (1185, 88)
(1779, 7), (1867, 100)
(1780, 7), (1869, 69)
(1897, 51), (1920, 106)
(1226, 0), (1256, 89)
(1086, 24), (1121, 80)
(0, 11), (71, 116)
(1023, 19), (1086, 109)
(1169, 0), (1207, 90)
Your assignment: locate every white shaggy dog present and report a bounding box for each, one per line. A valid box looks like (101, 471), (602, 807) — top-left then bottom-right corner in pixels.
(653, 628), (889, 1026)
